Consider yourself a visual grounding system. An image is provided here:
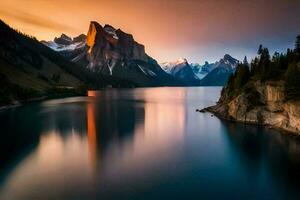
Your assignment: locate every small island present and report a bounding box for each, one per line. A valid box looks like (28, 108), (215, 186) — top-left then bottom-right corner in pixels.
(201, 36), (300, 134)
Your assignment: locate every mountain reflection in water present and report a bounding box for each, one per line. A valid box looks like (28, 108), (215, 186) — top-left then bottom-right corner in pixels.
(0, 87), (300, 200)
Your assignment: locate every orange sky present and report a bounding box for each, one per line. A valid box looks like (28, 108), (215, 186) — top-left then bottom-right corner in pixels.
(0, 0), (299, 63)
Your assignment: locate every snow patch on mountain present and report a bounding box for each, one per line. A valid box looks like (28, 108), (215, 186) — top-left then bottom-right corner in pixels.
(138, 64), (157, 77)
(45, 41), (86, 52)
(160, 58), (200, 85)
(42, 34), (87, 52)
(160, 58), (188, 73)
(104, 25), (119, 40)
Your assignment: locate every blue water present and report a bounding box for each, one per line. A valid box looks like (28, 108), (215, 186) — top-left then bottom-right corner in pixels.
(0, 87), (300, 200)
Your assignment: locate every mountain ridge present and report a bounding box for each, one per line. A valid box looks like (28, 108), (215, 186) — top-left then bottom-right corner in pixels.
(162, 54), (240, 86)
(44, 21), (181, 87)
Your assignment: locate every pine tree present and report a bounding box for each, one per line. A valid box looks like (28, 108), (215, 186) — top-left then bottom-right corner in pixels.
(294, 35), (300, 63)
(243, 56), (249, 66)
(250, 57), (259, 76)
(295, 35), (300, 54)
(258, 44), (263, 55)
(225, 73), (235, 97)
(234, 63), (250, 90)
(285, 62), (300, 99)
(260, 47), (271, 80)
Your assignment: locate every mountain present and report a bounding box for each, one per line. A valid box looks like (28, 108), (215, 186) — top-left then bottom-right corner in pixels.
(0, 20), (134, 106)
(199, 61), (217, 74)
(161, 54), (240, 86)
(200, 54), (239, 86)
(190, 63), (207, 79)
(200, 39), (300, 134)
(41, 33), (87, 62)
(43, 21), (180, 87)
(160, 58), (200, 85)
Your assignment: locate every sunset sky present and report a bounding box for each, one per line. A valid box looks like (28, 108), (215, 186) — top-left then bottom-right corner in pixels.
(0, 0), (299, 63)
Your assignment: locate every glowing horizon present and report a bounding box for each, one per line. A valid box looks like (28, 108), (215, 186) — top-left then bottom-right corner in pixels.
(0, 0), (299, 63)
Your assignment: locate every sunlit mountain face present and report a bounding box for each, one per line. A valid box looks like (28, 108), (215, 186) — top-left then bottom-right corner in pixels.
(0, 0), (299, 63)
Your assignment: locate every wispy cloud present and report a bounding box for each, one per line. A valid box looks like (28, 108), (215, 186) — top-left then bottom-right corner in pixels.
(0, 8), (78, 32)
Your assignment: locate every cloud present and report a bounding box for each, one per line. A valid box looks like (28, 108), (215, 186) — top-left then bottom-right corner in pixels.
(0, 8), (78, 32)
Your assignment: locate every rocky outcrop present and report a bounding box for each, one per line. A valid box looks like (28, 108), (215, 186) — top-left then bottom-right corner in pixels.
(86, 21), (150, 74)
(83, 21), (178, 86)
(54, 34), (72, 45)
(73, 34), (87, 43)
(202, 81), (300, 134)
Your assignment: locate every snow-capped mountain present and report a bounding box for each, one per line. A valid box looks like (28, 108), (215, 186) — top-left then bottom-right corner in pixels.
(200, 54), (240, 86)
(190, 62), (208, 79)
(42, 21), (179, 87)
(41, 34), (87, 62)
(215, 54), (239, 70)
(42, 34), (86, 52)
(160, 58), (200, 85)
(161, 58), (187, 73)
(161, 54), (240, 86)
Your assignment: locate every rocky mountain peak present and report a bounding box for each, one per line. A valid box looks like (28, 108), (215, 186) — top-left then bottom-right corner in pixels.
(85, 21), (151, 74)
(176, 58), (188, 65)
(86, 21), (118, 54)
(73, 34), (87, 43)
(160, 58), (200, 85)
(161, 58), (188, 70)
(54, 33), (72, 45)
(104, 24), (119, 40)
(223, 54), (239, 65)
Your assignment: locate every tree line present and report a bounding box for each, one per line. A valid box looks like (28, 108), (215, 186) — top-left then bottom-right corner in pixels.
(223, 35), (300, 100)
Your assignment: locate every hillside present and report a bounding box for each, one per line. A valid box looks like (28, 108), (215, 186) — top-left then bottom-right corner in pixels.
(200, 36), (300, 134)
(0, 20), (134, 106)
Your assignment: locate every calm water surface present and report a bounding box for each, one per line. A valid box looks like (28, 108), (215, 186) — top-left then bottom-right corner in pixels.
(0, 87), (300, 200)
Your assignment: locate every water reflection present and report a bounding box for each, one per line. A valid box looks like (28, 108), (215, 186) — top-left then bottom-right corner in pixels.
(0, 87), (300, 199)
(87, 99), (98, 173)
(223, 122), (300, 196)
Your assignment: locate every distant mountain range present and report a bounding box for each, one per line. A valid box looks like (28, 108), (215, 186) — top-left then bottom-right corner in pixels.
(43, 21), (243, 87)
(200, 54), (240, 86)
(161, 54), (242, 86)
(0, 18), (247, 105)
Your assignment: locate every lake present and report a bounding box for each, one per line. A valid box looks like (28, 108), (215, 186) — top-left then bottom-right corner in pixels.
(0, 87), (300, 200)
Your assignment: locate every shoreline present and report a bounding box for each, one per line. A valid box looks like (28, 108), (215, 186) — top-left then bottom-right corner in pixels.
(0, 96), (47, 111)
(197, 104), (300, 135)
(0, 93), (84, 112)
(0, 86), (218, 111)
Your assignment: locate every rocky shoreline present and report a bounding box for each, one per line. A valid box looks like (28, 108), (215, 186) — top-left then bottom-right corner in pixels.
(198, 81), (300, 134)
